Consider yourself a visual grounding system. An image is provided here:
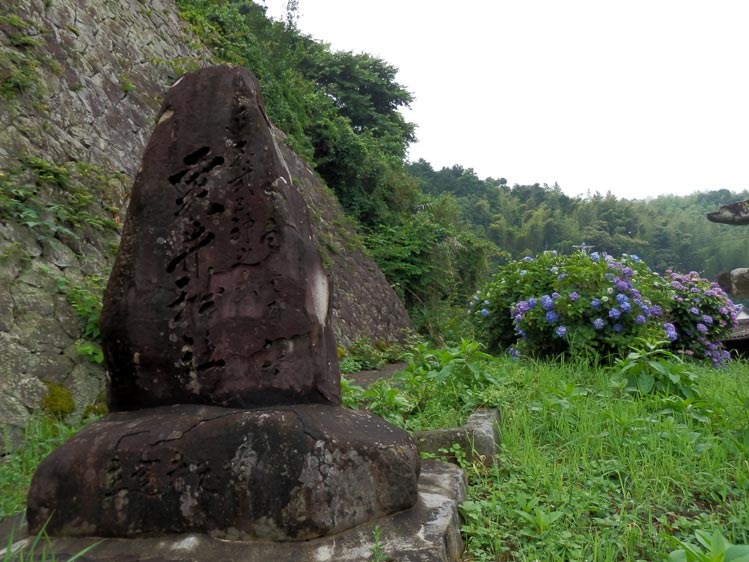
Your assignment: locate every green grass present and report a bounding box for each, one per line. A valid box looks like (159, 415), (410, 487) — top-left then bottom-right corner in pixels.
(2, 349), (748, 562)
(458, 357), (749, 561)
(0, 418), (80, 520)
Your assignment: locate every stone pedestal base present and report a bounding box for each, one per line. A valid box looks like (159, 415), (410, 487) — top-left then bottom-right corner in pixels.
(5, 461), (464, 562)
(27, 404), (419, 541)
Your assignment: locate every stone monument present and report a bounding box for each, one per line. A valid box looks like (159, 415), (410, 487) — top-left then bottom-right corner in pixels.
(26, 66), (420, 540)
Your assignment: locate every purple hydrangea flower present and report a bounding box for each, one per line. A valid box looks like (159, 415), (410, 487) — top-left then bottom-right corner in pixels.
(615, 280), (629, 292)
(702, 315), (713, 324)
(622, 267), (634, 278)
(552, 292), (561, 300)
(696, 323), (708, 333)
(649, 305), (662, 317)
(690, 307), (700, 315)
(569, 292), (580, 301)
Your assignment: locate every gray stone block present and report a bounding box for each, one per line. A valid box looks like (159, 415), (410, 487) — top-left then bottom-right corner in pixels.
(413, 408), (501, 466)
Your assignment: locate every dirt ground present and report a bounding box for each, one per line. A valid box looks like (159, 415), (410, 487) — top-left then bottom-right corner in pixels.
(345, 361), (408, 388)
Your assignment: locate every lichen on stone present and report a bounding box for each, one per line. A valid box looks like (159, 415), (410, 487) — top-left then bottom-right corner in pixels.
(41, 381), (75, 418)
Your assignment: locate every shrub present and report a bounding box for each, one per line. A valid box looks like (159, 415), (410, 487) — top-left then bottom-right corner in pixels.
(471, 251), (736, 364)
(656, 269), (738, 366)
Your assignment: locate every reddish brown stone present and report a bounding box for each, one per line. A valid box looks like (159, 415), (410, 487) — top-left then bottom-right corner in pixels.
(26, 404), (420, 540)
(100, 66), (340, 410)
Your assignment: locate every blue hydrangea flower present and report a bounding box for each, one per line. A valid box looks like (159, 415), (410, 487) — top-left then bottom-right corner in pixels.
(591, 298), (601, 309)
(551, 292), (561, 300)
(663, 322), (678, 341)
(590, 252), (600, 261)
(481, 308), (489, 317)
(508, 347), (520, 360)
(541, 295), (555, 311)
(616, 293), (629, 304)
(609, 308), (621, 320)
(555, 326), (567, 337)
(650, 305), (662, 317)
(613, 323), (623, 333)
(593, 318), (604, 330)
(546, 311), (559, 323)
(558, 273), (567, 280)
(523, 256), (533, 262)
(635, 314), (646, 324)
(528, 298), (537, 308)
(620, 302), (632, 313)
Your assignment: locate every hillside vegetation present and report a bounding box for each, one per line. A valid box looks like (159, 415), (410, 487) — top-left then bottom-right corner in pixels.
(174, 1), (748, 336)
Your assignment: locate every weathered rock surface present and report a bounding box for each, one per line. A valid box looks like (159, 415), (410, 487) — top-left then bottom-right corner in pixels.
(276, 140), (412, 347)
(715, 268), (749, 299)
(0, 0), (207, 446)
(0, 0), (411, 443)
(101, 66), (339, 410)
(707, 199), (749, 225)
(9, 460), (463, 562)
(729, 268), (749, 299)
(27, 404), (420, 540)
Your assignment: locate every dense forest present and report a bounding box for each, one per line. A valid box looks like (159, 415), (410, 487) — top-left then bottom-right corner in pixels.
(176, 0), (749, 328)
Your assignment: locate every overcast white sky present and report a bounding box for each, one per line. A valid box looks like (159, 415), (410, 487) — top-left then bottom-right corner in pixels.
(262, 1), (749, 200)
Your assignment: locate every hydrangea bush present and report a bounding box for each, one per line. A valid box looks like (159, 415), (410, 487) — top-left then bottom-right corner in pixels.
(470, 251), (737, 364)
(656, 269), (738, 365)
